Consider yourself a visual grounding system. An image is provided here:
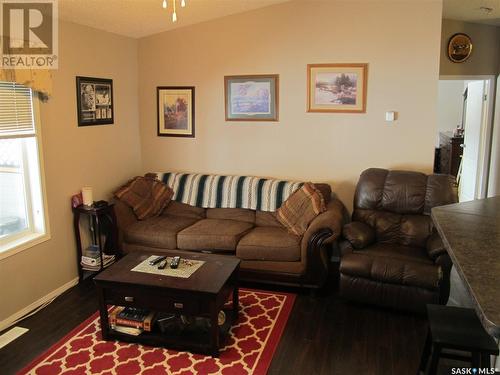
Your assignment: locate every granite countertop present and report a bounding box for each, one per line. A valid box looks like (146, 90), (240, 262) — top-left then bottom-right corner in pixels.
(431, 196), (500, 338)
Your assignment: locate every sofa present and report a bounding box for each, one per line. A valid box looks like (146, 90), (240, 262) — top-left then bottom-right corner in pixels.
(113, 176), (345, 289)
(339, 168), (457, 313)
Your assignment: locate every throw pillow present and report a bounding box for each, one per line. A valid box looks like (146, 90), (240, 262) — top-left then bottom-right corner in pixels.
(114, 174), (173, 220)
(276, 182), (326, 236)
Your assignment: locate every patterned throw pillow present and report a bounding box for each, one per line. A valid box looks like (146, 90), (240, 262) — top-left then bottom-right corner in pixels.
(276, 182), (327, 236)
(114, 175), (173, 220)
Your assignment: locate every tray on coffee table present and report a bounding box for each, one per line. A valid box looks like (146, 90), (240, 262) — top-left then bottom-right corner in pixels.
(93, 250), (240, 356)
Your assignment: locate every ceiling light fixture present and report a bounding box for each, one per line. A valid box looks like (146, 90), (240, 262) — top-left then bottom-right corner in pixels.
(162, 0), (186, 22)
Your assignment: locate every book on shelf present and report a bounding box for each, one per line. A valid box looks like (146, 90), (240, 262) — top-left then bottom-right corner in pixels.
(112, 325), (143, 336)
(81, 255), (99, 266)
(118, 307), (150, 322)
(108, 306), (156, 332)
(81, 253), (115, 271)
(81, 253), (114, 263)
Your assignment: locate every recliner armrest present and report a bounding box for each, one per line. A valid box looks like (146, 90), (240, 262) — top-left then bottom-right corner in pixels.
(342, 221), (375, 249)
(426, 231), (448, 261)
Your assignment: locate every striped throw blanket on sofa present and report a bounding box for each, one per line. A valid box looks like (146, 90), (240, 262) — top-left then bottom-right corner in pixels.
(156, 172), (304, 212)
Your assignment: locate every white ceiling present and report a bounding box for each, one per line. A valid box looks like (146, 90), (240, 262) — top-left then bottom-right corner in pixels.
(58, 0), (290, 39)
(58, 0), (500, 40)
(443, 0), (500, 26)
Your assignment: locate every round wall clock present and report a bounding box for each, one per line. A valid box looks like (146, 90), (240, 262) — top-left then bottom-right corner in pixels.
(447, 33), (473, 63)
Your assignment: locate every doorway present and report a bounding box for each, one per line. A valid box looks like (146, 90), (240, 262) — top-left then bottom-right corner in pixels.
(435, 76), (495, 202)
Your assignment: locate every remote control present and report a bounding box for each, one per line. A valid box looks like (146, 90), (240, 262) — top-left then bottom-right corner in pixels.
(158, 259), (168, 269)
(149, 255), (166, 266)
(170, 256), (181, 269)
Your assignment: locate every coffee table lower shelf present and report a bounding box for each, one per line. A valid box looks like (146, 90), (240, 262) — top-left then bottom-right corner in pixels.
(104, 311), (234, 356)
(93, 251), (241, 357)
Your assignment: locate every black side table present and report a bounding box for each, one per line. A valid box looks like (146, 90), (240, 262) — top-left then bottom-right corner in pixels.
(73, 203), (119, 281)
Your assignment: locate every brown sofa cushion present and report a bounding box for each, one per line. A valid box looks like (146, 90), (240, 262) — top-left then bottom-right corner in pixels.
(340, 252), (440, 290)
(353, 209), (433, 248)
(236, 227), (301, 262)
(206, 208), (255, 224)
(177, 219), (253, 252)
(276, 182), (326, 236)
(162, 201), (206, 219)
(359, 243), (433, 264)
(354, 168), (457, 215)
(236, 227), (300, 262)
(255, 211), (283, 227)
(115, 176), (173, 220)
(124, 215), (198, 249)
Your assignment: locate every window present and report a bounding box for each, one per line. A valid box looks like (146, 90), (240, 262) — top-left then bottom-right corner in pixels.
(0, 81), (49, 258)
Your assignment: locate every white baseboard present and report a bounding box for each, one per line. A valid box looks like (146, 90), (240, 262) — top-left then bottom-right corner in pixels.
(0, 277), (79, 332)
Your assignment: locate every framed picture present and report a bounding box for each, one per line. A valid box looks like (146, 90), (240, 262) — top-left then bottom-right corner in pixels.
(224, 75), (279, 121)
(76, 76), (114, 126)
(157, 86), (195, 137)
(307, 63), (368, 113)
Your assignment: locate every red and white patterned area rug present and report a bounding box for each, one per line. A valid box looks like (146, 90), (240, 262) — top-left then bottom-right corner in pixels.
(19, 289), (295, 375)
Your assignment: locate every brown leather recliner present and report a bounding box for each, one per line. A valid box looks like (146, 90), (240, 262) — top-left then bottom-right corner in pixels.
(339, 168), (458, 313)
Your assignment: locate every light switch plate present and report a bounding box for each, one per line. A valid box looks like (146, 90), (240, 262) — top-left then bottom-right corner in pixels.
(385, 111), (396, 122)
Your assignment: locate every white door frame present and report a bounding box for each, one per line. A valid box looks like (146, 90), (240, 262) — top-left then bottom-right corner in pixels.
(439, 75), (497, 199)
(487, 75), (500, 197)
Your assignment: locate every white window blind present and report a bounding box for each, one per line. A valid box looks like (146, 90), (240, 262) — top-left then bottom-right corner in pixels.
(0, 82), (35, 138)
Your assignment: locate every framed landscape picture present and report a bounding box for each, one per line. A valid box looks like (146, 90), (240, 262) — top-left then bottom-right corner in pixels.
(307, 63), (368, 113)
(157, 86), (195, 137)
(76, 76), (114, 126)
(224, 75), (279, 121)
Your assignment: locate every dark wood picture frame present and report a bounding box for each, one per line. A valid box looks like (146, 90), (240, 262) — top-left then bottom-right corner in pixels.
(224, 74), (279, 121)
(157, 86), (195, 138)
(76, 76), (114, 126)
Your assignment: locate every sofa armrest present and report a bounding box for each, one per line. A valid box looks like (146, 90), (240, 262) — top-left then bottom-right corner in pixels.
(342, 221), (376, 249)
(299, 198), (345, 288)
(426, 231), (448, 261)
(113, 199), (138, 251)
(302, 198), (345, 246)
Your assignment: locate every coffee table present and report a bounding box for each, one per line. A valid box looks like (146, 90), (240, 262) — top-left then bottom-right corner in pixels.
(93, 250), (240, 356)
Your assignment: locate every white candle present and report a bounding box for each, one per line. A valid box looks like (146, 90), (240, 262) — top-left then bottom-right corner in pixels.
(82, 187), (93, 206)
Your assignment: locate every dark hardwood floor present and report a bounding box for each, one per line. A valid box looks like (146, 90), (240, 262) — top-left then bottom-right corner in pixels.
(0, 274), (465, 375)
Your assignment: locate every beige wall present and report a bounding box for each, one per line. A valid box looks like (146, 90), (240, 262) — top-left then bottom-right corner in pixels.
(440, 19), (500, 76)
(0, 21), (141, 323)
(138, 0), (443, 209)
(437, 80), (465, 133)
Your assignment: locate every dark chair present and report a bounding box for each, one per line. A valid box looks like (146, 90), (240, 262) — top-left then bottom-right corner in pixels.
(339, 168), (458, 313)
(419, 304), (499, 374)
